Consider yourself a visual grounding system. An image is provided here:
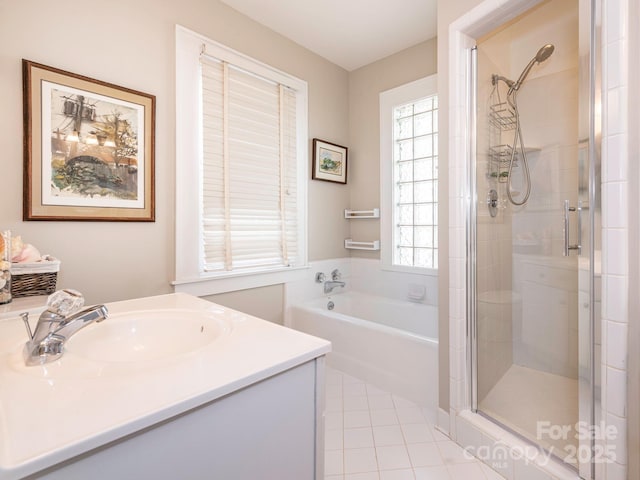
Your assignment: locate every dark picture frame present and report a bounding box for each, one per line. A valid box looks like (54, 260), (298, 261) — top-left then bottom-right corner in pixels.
(312, 138), (348, 184)
(22, 59), (156, 221)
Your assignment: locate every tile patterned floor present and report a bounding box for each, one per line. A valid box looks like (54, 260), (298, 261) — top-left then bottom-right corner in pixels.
(324, 368), (502, 480)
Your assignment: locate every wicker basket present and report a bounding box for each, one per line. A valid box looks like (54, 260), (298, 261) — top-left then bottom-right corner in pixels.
(10, 256), (61, 298)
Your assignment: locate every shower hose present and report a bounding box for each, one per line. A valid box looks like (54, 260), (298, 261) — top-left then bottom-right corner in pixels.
(506, 89), (532, 206)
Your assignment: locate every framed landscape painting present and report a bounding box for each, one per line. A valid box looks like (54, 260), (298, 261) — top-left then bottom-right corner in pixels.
(312, 138), (348, 184)
(22, 60), (156, 221)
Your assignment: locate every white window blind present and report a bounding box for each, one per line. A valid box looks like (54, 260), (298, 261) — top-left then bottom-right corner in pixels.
(200, 55), (299, 274)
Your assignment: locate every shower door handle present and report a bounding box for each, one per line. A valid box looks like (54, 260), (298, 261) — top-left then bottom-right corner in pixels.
(563, 200), (582, 256)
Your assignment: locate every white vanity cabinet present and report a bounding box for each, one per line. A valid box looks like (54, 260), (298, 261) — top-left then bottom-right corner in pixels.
(0, 293), (330, 480)
(31, 360), (325, 480)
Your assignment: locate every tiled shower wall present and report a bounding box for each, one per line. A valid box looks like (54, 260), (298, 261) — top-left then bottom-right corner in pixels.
(600, 0), (630, 477)
(447, 0), (630, 478)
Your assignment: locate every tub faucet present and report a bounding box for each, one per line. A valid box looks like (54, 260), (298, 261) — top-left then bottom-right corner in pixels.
(22, 289), (108, 366)
(323, 280), (345, 294)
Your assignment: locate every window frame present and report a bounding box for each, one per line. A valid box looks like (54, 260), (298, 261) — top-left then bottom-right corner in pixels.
(174, 26), (309, 295)
(379, 74), (438, 276)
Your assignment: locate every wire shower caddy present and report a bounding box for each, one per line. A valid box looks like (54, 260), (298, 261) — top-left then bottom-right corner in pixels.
(488, 82), (517, 182)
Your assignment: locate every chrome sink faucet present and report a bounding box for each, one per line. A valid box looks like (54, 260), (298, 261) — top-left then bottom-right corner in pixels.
(22, 289), (108, 366)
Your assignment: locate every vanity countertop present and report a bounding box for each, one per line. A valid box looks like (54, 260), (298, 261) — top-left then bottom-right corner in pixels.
(0, 295), (47, 320)
(0, 293), (331, 480)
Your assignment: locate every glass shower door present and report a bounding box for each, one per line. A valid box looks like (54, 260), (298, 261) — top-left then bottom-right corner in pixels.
(470, 0), (599, 475)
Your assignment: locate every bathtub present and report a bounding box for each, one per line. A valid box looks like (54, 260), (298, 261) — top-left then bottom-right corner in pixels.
(290, 292), (438, 418)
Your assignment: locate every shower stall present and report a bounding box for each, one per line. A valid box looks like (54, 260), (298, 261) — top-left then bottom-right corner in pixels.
(469, 0), (601, 477)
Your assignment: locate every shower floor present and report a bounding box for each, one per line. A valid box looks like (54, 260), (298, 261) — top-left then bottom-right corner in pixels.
(478, 364), (578, 462)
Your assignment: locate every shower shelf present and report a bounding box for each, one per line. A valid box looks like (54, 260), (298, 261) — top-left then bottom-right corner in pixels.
(344, 239), (380, 251)
(489, 144), (518, 166)
(489, 102), (516, 130)
(489, 145), (541, 163)
(344, 208), (380, 219)
(488, 145), (541, 181)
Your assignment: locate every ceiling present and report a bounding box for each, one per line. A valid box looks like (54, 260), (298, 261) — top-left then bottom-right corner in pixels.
(219, 0), (438, 71)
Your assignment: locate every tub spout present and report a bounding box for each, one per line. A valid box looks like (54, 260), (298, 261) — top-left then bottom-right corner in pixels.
(324, 280), (345, 294)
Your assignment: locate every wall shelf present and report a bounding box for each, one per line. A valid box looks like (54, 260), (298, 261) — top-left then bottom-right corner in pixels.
(344, 239), (380, 251)
(344, 208), (380, 219)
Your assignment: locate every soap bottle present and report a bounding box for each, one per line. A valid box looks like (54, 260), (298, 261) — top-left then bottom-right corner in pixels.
(0, 230), (11, 305)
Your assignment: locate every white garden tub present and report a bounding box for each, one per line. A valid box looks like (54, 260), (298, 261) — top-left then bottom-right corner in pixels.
(290, 292), (438, 417)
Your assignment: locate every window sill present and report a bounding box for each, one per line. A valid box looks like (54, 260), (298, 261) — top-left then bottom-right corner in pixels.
(172, 265), (310, 296)
(380, 264), (438, 277)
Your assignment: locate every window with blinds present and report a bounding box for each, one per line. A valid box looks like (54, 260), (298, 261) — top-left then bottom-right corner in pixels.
(200, 55), (300, 274)
(176, 27), (307, 293)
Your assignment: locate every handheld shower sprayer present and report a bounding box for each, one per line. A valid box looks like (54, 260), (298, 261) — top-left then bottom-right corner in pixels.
(491, 44), (555, 206)
(508, 44), (555, 95)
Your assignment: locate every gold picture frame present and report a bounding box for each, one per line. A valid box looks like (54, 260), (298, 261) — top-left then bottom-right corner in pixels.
(312, 138), (348, 184)
(23, 60), (156, 221)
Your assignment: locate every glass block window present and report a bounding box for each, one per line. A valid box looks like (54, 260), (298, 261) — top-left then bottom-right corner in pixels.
(392, 95), (438, 269)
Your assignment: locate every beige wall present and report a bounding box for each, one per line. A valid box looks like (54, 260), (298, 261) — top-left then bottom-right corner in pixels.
(0, 0), (349, 306)
(347, 40), (438, 259)
(205, 284), (284, 325)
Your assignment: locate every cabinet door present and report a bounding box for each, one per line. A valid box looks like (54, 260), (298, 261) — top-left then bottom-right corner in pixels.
(35, 361), (320, 480)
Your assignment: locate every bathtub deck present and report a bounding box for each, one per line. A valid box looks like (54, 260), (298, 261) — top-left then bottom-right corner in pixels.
(324, 368), (502, 479)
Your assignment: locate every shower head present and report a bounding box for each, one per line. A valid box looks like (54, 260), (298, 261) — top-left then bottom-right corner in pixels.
(508, 44), (555, 94)
(535, 44), (555, 62)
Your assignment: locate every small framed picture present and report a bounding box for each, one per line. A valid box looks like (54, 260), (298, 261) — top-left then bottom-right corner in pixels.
(23, 59), (156, 221)
(312, 138), (348, 184)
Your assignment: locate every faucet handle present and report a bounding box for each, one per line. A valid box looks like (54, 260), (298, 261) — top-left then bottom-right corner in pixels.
(21, 312), (34, 340)
(46, 289), (85, 316)
(331, 269), (341, 281)
(315, 272), (326, 283)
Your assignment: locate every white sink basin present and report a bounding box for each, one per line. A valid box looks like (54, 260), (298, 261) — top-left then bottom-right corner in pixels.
(65, 308), (232, 363)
